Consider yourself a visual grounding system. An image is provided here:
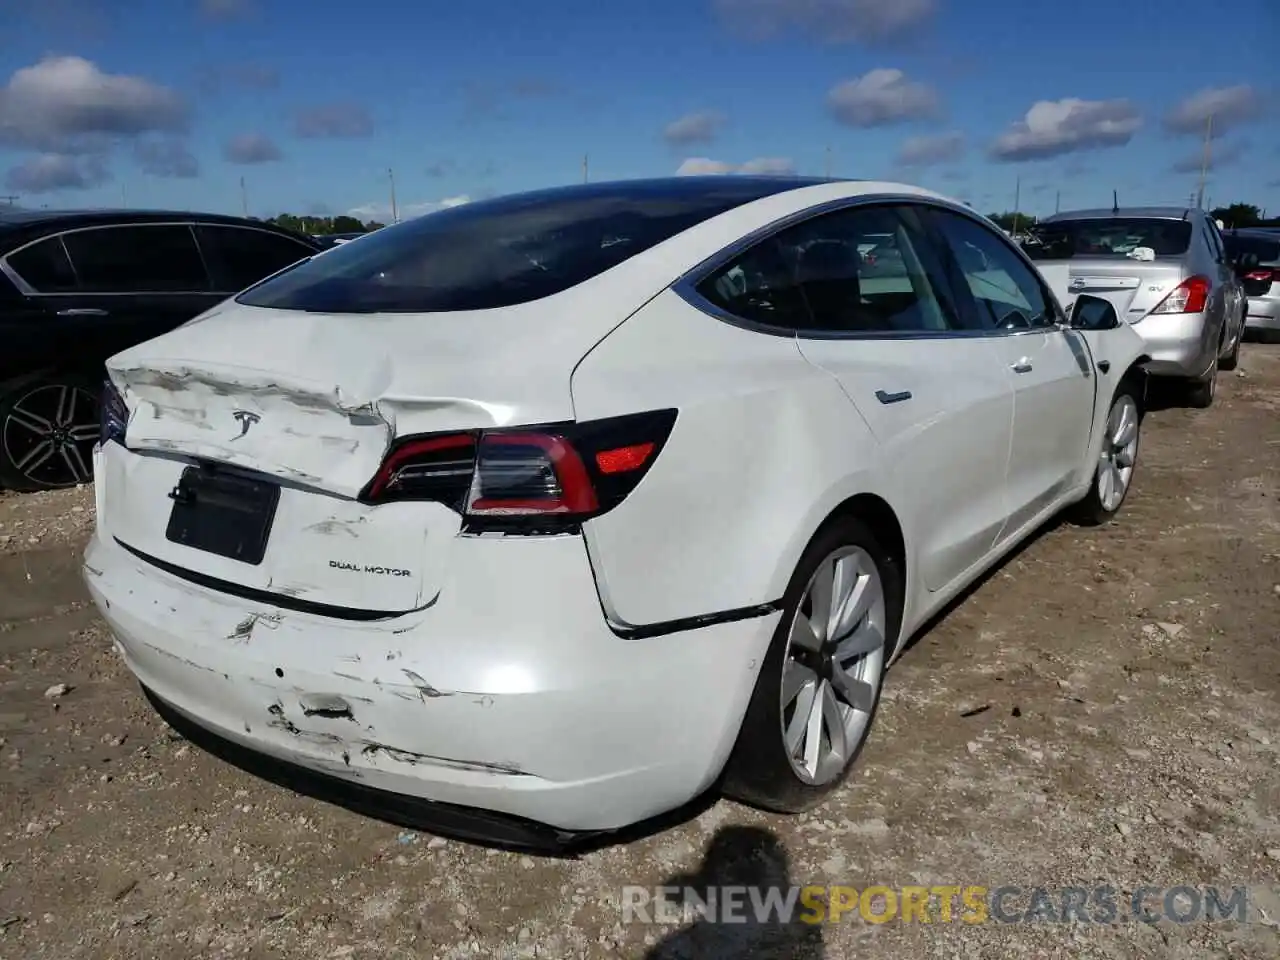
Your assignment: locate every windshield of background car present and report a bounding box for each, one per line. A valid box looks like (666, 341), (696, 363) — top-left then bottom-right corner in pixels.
(1022, 218), (1193, 260)
(236, 180), (799, 313)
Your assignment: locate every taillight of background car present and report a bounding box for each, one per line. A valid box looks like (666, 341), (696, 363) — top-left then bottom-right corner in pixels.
(1150, 276), (1211, 315)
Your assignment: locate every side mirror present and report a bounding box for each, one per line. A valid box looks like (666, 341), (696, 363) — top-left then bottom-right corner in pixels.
(1068, 294), (1120, 331)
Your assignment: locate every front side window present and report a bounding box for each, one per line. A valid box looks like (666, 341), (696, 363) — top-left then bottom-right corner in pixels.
(696, 204), (961, 334)
(61, 225), (209, 293)
(237, 181), (795, 313)
(927, 209), (1055, 330)
(6, 236), (78, 292)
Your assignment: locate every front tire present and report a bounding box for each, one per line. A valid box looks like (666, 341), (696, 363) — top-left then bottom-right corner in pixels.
(1069, 385), (1142, 527)
(0, 375), (101, 492)
(722, 517), (902, 814)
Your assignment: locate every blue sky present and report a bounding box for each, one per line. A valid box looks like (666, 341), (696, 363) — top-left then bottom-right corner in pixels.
(1, 0), (1277, 221)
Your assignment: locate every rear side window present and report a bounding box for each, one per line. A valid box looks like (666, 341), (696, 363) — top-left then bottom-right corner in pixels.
(1223, 234), (1280, 264)
(6, 236), (78, 292)
(196, 226), (315, 292)
(697, 204), (962, 334)
(237, 183), (782, 313)
(1025, 218), (1193, 260)
(62, 225), (209, 293)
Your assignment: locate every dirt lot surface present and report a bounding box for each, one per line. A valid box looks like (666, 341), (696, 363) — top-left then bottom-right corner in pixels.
(2, 346), (1279, 960)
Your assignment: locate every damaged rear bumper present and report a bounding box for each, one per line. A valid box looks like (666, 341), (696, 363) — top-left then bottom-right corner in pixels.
(83, 532), (778, 836)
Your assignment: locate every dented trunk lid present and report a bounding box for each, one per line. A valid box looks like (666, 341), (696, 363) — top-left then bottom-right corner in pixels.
(101, 300), (621, 614)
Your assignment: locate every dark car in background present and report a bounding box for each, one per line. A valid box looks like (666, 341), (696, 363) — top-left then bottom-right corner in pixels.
(1222, 228), (1280, 343)
(0, 209), (322, 490)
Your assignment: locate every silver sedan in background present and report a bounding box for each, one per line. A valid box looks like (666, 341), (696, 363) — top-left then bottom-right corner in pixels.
(1024, 206), (1246, 407)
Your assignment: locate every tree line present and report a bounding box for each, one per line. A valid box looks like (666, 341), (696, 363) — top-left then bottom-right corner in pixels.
(256, 213), (387, 236)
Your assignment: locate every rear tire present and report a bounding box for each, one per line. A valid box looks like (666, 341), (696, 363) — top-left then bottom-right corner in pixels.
(1220, 310), (1242, 371)
(1184, 356), (1217, 409)
(722, 517), (903, 814)
(1069, 384), (1142, 527)
(0, 375), (101, 492)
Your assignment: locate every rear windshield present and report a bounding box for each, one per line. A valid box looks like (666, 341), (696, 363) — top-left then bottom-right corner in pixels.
(1023, 218), (1193, 260)
(236, 180), (796, 313)
(1223, 234), (1280, 265)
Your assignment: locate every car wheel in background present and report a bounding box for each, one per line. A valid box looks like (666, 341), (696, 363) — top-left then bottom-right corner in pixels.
(1184, 356), (1217, 409)
(722, 516), (902, 813)
(1069, 384), (1142, 527)
(0, 376), (101, 491)
(1220, 309), (1243, 372)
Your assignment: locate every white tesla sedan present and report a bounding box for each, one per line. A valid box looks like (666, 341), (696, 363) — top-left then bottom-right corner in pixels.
(84, 176), (1148, 845)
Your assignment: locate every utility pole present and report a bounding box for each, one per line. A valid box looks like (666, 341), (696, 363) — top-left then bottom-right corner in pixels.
(1054, 190), (1060, 214)
(1010, 176), (1021, 236)
(120, 183), (128, 207)
(1195, 113), (1214, 209)
(582, 154), (589, 184)
(239, 176), (248, 217)
(0, 194), (18, 206)
(387, 167), (398, 224)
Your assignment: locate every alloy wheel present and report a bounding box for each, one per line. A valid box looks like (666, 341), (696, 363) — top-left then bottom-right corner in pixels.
(779, 545), (887, 786)
(1097, 395), (1139, 512)
(2, 384), (100, 488)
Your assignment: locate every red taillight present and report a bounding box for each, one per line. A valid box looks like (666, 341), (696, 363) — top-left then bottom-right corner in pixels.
(363, 433), (476, 502)
(1245, 268), (1280, 283)
(595, 442), (656, 474)
(1150, 275), (1210, 315)
(359, 409), (677, 532)
(467, 432), (598, 515)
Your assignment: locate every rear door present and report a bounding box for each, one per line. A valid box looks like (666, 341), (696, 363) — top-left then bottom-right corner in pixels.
(39, 224), (223, 359)
(1, 235), (76, 380)
(1201, 217), (1240, 343)
(925, 207), (1096, 540)
(193, 224), (317, 293)
(767, 202), (1015, 593)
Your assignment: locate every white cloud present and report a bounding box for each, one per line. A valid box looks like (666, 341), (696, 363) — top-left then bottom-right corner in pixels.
(738, 157), (795, 174)
(0, 55), (188, 154)
(1170, 139), (1249, 174)
(347, 194), (472, 223)
(827, 69), (939, 127)
(675, 157), (795, 176)
(223, 132), (282, 164)
(662, 111), (727, 146)
(989, 98), (1142, 162)
(896, 130), (965, 167)
(714, 0), (937, 43)
(1163, 84), (1262, 137)
(5, 152), (110, 193)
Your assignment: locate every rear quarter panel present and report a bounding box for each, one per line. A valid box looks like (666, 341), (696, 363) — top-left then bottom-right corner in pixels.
(570, 289), (900, 628)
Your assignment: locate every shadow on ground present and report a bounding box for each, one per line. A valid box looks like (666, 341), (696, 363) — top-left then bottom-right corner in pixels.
(644, 825), (825, 959)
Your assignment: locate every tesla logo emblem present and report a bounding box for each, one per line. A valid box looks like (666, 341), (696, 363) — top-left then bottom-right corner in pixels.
(231, 410), (260, 439)
(1068, 277), (1087, 292)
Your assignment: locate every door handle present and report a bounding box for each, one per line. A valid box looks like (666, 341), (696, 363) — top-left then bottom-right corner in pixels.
(875, 389), (912, 404)
(56, 307), (108, 317)
(1011, 359), (1033, 374)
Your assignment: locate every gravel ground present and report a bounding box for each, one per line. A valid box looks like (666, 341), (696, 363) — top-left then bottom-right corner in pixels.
(1, 346), (1278, 960)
